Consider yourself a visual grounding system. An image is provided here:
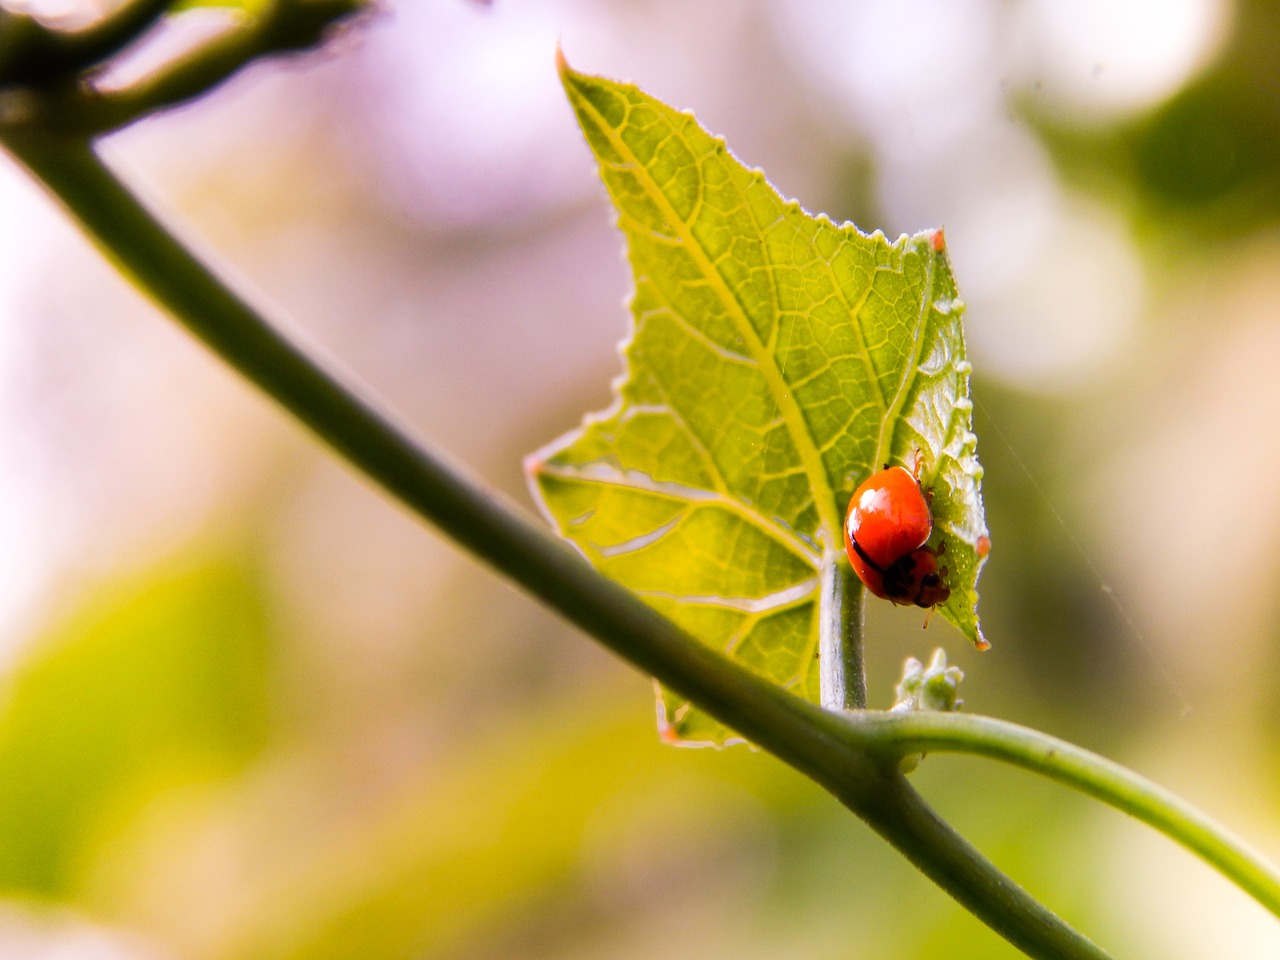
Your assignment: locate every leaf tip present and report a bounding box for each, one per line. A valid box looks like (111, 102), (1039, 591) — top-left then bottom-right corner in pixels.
(554, 40), (570, 76)
(930, 227), (947, 252)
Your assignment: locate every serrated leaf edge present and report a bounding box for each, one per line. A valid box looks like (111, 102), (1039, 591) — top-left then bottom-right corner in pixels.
(558, 63), (847, 559)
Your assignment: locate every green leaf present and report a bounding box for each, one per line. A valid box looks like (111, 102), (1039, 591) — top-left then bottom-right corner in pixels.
(527, 59), (989, 744)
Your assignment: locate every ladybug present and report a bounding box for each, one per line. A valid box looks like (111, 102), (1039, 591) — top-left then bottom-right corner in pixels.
(844, 464), (950, 609)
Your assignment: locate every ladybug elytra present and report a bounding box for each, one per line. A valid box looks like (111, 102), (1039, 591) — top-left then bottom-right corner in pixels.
(843, 464), (950, 609)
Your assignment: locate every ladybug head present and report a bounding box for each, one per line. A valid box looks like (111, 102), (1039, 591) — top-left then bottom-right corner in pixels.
(882, 545), (950, 609)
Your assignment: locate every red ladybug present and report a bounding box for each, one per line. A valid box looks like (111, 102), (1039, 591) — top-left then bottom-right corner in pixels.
(844, 464), (950, 608)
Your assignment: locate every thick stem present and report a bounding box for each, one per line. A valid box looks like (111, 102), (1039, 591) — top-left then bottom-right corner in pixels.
(1, 132), (1110, 960)
(846, 772), (1111, 960)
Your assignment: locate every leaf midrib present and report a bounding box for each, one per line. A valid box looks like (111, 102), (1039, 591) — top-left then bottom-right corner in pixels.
(568, 78), (843, 556)
(874, 245), (938, 475)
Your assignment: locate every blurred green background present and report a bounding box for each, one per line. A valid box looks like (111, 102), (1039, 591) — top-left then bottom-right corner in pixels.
(1, 0), (1279, 956)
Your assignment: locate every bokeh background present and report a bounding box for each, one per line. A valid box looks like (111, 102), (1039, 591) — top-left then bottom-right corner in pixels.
(1, 0), (1279, 956)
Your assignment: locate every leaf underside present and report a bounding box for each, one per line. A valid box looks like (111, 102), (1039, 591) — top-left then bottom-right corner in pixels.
(527, 60), (989, 745)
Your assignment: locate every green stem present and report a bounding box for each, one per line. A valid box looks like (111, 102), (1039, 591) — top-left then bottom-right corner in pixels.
(820, 558), (865, 710)
(851, 711), (1280, 919)
(85, 0), (363, 131)
(1, 0), (365, 136)
(0, 132), (1111, 959)
(849, 771), (1111, 960)
(0, 0), (175, 86)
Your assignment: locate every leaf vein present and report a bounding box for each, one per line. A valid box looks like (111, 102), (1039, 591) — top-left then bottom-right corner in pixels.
(570, 86), (844, 556)
(536, 460), (820, 565)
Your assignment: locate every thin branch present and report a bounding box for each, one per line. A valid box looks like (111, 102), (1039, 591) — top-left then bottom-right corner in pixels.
(0, 0), (366, 136)
(0, 0), (175, 86)
(0, 133), (1109, 960)
(850, 710), (1280, 919)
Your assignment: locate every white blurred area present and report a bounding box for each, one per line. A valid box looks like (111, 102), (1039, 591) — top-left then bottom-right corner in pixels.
(772, 0), (1228, 393)
(2, 0), (1274, 957)
(0, 904), (164, 960)
(3, 0), (111, 26)
(0, 164), (63, 646)
(1017, 0), (1233, 120)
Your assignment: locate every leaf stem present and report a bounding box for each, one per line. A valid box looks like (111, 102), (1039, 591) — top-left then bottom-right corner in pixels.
(1, 133), (1113, 958)
(850, 711), (1280, 919)
(819, 558), (865, 710)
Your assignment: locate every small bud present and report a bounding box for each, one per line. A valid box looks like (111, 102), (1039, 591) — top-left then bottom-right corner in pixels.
(892, 648), (963, 713)
(891, 649), (964, 771)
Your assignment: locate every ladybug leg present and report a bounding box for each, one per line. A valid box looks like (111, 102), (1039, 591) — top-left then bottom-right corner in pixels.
(909, 548), (951, 610)
(908, 452), (939, 505)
